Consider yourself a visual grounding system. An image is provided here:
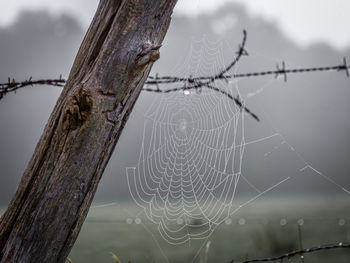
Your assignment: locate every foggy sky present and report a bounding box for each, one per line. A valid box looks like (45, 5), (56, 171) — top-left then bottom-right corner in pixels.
(2, 0), (350, 49)
(0, 3), (349, 206)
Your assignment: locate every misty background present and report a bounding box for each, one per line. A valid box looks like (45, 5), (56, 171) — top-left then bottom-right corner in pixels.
(0, 2), (350, 207)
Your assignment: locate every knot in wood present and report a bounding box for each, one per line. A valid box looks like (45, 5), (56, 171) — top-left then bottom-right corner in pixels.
(136, 42), (161, 67)
(63, 85), (92, 131)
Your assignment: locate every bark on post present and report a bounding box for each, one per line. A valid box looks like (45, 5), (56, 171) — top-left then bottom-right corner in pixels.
(0, 0), (177, 262)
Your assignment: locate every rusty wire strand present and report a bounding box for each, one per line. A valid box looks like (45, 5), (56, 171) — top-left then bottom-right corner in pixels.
(232, 242), (350, 263)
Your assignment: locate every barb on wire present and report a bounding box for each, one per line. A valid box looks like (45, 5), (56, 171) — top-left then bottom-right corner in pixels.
(342, 57), (349, 77)
(275, 61), (287, 82)
(231, 242), (350, 263)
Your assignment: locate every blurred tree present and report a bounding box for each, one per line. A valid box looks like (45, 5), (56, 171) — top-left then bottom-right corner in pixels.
(0, 0), (177, 262)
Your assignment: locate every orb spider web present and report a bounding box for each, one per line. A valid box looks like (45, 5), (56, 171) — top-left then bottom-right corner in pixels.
(126, 35), (285, 245)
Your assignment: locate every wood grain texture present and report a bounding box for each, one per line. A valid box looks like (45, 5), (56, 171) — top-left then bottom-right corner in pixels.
(0, 0), (177, 262)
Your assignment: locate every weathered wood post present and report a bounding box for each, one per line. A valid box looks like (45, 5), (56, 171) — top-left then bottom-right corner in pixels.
(0, 0), (177, 262)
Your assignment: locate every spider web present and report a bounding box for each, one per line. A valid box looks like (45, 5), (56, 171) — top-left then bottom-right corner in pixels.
(126, 35), (293, 245)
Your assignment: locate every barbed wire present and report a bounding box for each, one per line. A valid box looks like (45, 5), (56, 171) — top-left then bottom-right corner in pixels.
(1, 30), (349, 121)
(145, 57), (350, 85)
(231, 242), (350, 263)
(0, 76), (66, 100)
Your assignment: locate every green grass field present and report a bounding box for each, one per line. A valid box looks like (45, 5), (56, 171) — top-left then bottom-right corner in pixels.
(66, 196), (350, 263)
